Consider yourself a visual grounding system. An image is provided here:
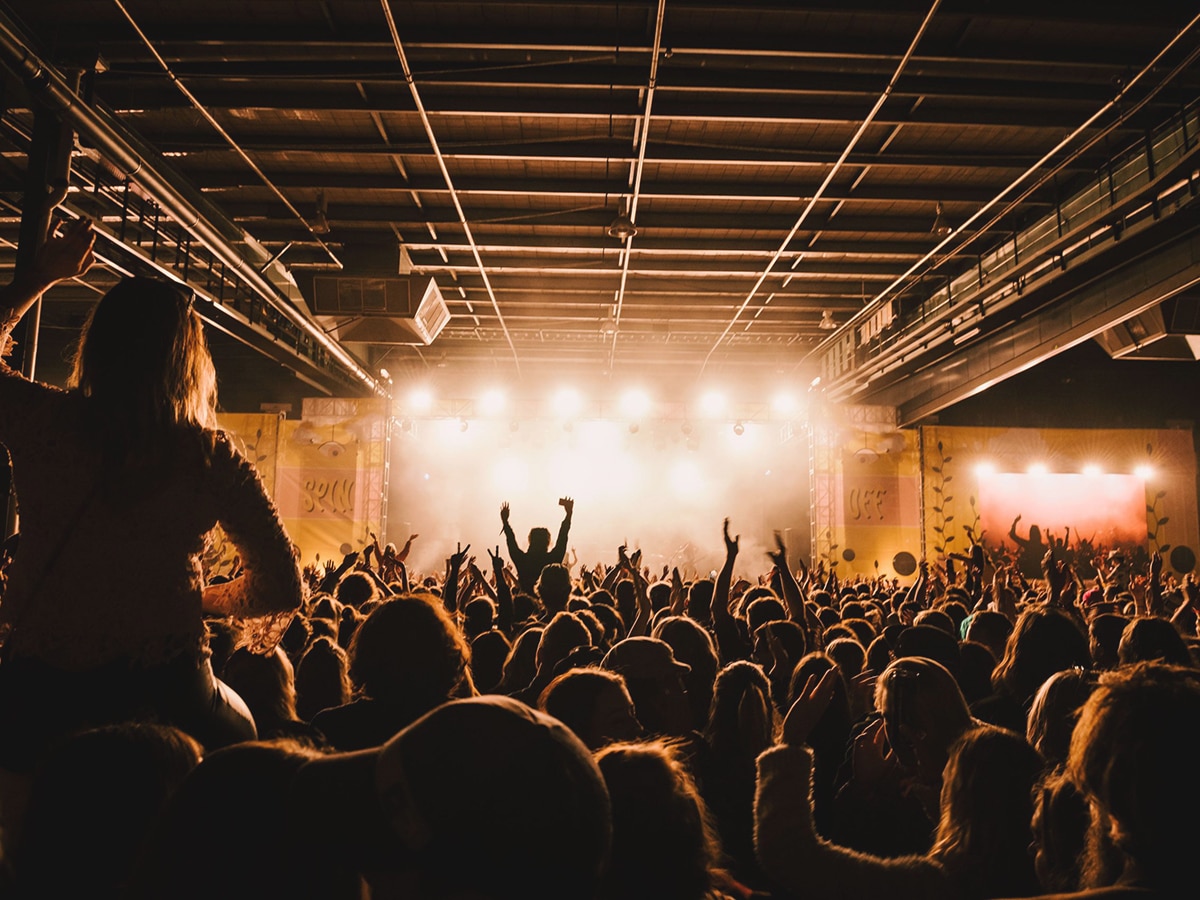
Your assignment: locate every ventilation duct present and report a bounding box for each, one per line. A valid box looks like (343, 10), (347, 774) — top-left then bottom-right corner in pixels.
(1095, 293), (1200, 361)
(312, 274), (449, 345)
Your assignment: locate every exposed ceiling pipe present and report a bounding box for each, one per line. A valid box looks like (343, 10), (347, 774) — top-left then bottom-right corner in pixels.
(807, 8), (1200, 359)
(110, 0), (344, 271)
(0, 10), (383, 396)
(111, 0), (345, 274)
(699, 0), (943, 375)
(379, 0), (522, 376)
(607, 0), (667, 372)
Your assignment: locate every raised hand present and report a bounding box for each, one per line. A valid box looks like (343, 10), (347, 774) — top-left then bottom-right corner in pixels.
(450, 542), (471, 568)
(723, 517), (740, 558)
(33, 217), (96, 287)
(782, 666), (839, 747)
(559, 496), (575, 515)
(767, 530), (788, 570)
(499, 502), (510, 525)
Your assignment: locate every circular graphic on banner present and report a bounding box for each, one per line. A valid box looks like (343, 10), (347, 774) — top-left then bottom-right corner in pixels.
(842, 549), (856, 562)
(1170, 545), (1196, 574)
(892, 551), (918, 577)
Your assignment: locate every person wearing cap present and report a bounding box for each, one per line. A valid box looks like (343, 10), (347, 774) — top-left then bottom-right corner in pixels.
(601, 636), (693, 739)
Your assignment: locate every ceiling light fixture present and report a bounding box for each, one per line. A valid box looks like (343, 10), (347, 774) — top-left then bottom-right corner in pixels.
(932, 201), (952, 238)
(818, 310), (837, 330)
(312, 188), (331, 235)
(607, 198), (637, 240)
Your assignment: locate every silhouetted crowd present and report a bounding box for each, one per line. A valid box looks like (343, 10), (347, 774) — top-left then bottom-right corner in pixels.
(2, 495), (1199, 900)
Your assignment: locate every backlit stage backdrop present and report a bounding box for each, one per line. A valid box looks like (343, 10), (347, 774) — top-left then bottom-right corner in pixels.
(813, 409), (1199, 578)
(921, 425), (1198, 578)
(215, 399), (389, 571)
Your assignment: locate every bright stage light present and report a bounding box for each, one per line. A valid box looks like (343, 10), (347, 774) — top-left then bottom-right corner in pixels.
(1082, 464), (1103, 477)
(1027, 462), (1048, 476)
(771, 392), (798, 417)
(974, 461), (996, 476)
(552, 387), (584, 419)
(479, 388), (506, 416)
(698, 390), (726, 418)
(409, 387), (434, 414)
(1135, 464), (1155, 480)
(732, 421), (745, 436)
(619, 388), (652, 420)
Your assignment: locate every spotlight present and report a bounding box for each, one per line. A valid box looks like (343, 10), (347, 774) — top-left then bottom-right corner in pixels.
(1082, 464), (1103, 477)
(378, 367), (390, 380)
(1135, 464), (1155, 480)
(606, 199), (638, 240)
(312, 189), (331, 235)
(818, 310), (836, 331)
(409, 387), (434, 414)
(552, 387), (584, 419)
(698, 390), (726, 418)
(1027, 462), (1048, 476)
(932, 201), (952, 238)
(771, 392), (798, 417)
(619, 388), (652, 420)
(479, 388), (506, 417)
(733, 421), (745, 436)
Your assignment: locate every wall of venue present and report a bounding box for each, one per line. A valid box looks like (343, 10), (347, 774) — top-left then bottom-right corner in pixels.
(214, 398), (389, 574)
(816, 409), (1199, 579)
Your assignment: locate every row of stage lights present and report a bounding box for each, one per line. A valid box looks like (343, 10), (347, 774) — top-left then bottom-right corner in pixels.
(395, 385), (805, 424)
(974, 462), (1157, 479)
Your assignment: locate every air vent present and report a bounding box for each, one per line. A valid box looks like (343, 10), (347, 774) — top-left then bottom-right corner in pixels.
(311, 275), (448, 345)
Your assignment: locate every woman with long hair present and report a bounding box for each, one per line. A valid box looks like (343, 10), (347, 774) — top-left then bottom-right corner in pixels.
(0, 220), (302, 770)
(757, 665), (1045, 900)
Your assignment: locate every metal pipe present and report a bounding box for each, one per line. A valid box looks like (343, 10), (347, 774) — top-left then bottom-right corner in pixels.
(608, 0), (667, 370)
(701, 0), (944, 374)
(809, 8), (1200, 357)
(111, 0), (344, 271)
(0, 10), (384, 396)
(379, 0), (521, 376)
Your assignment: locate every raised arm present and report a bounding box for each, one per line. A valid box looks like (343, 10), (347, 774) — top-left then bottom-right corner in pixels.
(488, 546), (515, 635)
(0, 218), (95, 357)
(550, 496), (574, 561)
(500, 502), (522, 561)
(396, 533), (419, 563)
(444, 542), (471, 615)
(712, 518), (750, 662)
(767, 531), (805, 622)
